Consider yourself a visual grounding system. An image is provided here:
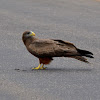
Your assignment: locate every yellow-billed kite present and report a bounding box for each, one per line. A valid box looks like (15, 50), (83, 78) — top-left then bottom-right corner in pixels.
(22, 31), (94, 70)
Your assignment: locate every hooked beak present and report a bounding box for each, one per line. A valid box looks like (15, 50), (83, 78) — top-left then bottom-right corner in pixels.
(30, 31), (35, 36)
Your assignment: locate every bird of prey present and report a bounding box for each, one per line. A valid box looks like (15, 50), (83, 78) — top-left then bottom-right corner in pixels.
(22, 31), (94, 70)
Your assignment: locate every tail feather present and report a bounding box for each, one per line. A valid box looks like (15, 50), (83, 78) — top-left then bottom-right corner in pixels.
(70, 56), (89, 63)
(85, 54), (94, 58)
(69, 49), (93, 63)
(77, 49), (94, 58)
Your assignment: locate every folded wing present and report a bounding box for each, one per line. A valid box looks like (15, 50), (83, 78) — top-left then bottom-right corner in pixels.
(28, 39), (79, 57)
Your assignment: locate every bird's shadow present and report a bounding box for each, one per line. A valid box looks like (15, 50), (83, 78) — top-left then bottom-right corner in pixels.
(14, 67), (93, 73)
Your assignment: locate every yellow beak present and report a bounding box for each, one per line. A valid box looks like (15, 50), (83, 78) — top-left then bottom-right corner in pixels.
(30, 31), (35, 36)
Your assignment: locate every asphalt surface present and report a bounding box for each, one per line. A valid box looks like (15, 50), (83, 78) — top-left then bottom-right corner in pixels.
(0, 0), (100, 100)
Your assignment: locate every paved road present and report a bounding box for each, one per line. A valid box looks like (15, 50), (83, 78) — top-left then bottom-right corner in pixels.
(0, 0), (100, 100)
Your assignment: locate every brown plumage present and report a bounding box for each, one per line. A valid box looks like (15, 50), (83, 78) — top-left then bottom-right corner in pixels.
(22, 31), (94, 69)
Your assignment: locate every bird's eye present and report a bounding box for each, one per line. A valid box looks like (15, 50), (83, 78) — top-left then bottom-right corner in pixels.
(27, 32), (30, 34)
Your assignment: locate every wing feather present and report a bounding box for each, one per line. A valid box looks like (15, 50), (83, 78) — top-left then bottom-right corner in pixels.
(28, 39), (79, 57)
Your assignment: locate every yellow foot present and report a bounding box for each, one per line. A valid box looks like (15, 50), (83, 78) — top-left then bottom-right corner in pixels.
(40, 64), (47, 70)
(32, 64), (47, 70)
(32, 67), (40, 70)
(39, 67), (47, 70)
(32, 67), (46, 70)
(32, 64), (41, 70)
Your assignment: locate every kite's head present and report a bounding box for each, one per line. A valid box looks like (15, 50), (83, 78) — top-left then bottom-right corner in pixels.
(22, 31), (36, 44)
(23, 31), (35, 38)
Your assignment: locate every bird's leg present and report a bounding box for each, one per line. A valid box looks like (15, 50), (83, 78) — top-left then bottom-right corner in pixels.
(32, 64), (41, 70)
(40, 64), (46, 69)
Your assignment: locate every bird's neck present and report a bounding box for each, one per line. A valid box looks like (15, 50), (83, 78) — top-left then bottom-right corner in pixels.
(23, 37), (37, 46)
